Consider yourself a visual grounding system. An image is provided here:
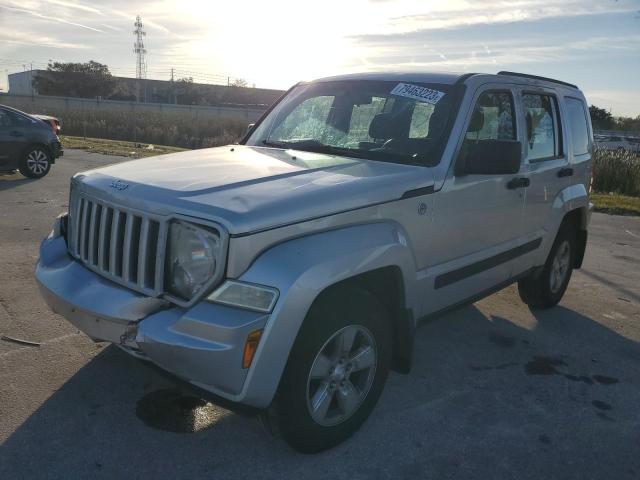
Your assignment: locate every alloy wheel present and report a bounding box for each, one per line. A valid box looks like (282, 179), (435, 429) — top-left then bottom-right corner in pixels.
(306, 325), (377, 426)
(26, 149), (49, 176)
(550, 240), (571, 294)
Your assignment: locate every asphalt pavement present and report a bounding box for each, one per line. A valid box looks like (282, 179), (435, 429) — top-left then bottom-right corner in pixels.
(0, 150), (639, 479)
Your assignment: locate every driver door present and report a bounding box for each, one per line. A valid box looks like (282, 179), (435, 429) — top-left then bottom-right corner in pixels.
(422, 86), (527, 315)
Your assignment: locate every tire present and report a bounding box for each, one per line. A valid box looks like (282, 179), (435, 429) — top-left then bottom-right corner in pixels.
(19, 146), (52, 179)
(518, 223), (576, 309)
(266, 287), (392, 453)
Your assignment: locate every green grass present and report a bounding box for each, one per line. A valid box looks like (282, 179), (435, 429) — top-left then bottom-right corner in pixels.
(592, 148), (640, 197)
(61, 135), (187, 158)
(591, 193), (640, 216)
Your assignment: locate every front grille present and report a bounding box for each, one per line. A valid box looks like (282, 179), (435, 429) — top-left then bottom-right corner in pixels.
(68, 195), (165, 296)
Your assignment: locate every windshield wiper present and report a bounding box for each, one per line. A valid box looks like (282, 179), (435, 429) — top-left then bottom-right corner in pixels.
(262, 138), (423, 165)
(262, 139), (292, 149)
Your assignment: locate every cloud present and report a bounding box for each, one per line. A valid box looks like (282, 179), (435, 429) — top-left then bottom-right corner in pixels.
(45, 0), (103, 15)
(0, 4), (104, 32)
(385, 0), (638, 33)
(0, 34), (90, 50)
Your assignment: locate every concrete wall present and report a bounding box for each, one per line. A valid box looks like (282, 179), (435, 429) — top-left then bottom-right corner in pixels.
(0, 93), (267, 123)
(7, 70), (284, 106)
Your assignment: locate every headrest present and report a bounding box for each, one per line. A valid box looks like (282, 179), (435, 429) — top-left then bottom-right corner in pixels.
(369, 113), (403, 140)
(468, 108), (485, 133)
(426, 106), (449, 138)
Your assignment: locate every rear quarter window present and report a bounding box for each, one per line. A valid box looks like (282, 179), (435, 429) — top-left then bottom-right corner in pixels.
(565, 98), (590, 155)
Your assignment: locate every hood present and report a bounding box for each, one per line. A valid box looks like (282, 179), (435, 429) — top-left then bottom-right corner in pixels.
(75, 145), (434, 235)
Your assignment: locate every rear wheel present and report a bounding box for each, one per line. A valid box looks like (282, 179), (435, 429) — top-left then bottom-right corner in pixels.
(518, 223), (576, 309)
(266, 287), (391, 453)
(19, 146), (51, 179)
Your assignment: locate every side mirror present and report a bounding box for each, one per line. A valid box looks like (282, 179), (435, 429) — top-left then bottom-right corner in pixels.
(247, 123), (255, 134)
(456, 140), (522, 175)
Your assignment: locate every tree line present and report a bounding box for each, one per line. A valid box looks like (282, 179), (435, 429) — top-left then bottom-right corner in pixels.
(32, 61), (254, 106)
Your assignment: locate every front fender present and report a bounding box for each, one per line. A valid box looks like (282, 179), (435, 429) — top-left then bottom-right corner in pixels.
(236, 221), (418, 407)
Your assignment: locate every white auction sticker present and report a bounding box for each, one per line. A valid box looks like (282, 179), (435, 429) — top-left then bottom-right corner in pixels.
(390, 83), (445, 104)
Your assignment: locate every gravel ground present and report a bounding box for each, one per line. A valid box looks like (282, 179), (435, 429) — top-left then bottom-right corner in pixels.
(1, 149), (639, 479)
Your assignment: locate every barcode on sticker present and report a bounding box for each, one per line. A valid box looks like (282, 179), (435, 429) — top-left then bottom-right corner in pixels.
(390, 83), (445, 104)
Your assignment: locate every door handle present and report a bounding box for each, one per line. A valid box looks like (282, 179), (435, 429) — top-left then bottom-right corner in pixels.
(507, 177), (530, 189)
(9, 131), (23, 137)
(557, 167), (574, 178)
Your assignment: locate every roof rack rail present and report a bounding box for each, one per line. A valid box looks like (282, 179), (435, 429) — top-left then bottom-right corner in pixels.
(497, 71), (578, 89)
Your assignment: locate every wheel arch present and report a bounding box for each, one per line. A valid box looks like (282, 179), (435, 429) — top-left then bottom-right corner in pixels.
(310, 266), (414, 374)
(235, 222), (419, 407)
(560, 206), (589, 269)
(22, 142), (55, 164)
(550, 183), (590, 269)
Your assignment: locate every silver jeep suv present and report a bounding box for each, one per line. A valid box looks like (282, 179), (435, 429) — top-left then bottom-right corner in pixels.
(36, 71), (593, 452)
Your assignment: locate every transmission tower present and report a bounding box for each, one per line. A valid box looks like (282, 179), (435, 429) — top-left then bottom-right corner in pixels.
(133, 15), (147, 79)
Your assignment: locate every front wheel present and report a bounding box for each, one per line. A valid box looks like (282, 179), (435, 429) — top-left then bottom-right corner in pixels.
(518, 223), (576, 309)
(266, 287), (392, 453)
(19, 146), (52, 179)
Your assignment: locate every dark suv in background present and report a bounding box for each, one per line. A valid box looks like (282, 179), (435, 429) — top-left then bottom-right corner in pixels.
(0, 105), (63, 179)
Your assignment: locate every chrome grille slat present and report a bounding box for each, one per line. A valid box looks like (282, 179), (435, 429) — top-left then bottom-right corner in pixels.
(154, 222), (167, 293)
(109, 209), (121, 275)
(79, 199), (90, 261)
(122, 212), (134, 282)
(68, 193), (164, 297)
(97, 206), (107, 269)
(88, 203), (98, 265)
(137, 218), (150, 289)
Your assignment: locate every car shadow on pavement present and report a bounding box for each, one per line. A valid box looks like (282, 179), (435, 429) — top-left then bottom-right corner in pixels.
(0, 173), (35, 192)
(1, 300), (639, 479)
(579, 268), (640, 303)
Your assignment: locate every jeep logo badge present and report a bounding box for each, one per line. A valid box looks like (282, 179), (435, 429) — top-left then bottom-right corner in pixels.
(110, 180), (129, 191)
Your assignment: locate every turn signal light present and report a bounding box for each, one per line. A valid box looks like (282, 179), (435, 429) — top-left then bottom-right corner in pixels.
(242, 330), (263, 369)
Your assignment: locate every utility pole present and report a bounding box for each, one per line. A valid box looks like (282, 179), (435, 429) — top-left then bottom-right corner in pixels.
(170, 68), (176, 104)
(133, 15), (147, 102)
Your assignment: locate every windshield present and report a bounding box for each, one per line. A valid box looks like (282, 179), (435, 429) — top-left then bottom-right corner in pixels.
(244, 80), (460, 166)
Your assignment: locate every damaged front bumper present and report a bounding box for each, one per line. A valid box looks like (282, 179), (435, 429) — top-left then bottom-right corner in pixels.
(35, 228), (270, 406)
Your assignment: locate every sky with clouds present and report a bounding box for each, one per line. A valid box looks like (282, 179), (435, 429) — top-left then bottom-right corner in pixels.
(0, 0), (638, 116)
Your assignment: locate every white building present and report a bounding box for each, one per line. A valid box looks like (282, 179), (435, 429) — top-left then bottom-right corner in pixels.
(7, 70), (41, 95)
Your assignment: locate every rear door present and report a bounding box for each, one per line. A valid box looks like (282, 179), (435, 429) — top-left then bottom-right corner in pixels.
(423, 86), (526, 315)
(0, 109), (29, 168)
(512, 88), (570, 275)
(0, 109), (17, 167)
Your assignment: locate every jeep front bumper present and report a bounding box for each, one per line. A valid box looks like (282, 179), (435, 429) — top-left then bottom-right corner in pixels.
(35, 232), (270, 406)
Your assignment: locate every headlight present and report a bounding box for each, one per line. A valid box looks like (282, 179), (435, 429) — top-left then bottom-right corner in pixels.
(165, 220), (222, 301)
(207, 280), (279, 313)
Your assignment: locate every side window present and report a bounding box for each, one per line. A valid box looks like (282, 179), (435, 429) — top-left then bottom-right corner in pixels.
(523, 93), (561, 161)
(0, 110), (11, 128)
(409, 102), (435, 138)
(4, 111), (32, 128)
(465, 91), (516, 141)
(566, 97), (590, 155)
